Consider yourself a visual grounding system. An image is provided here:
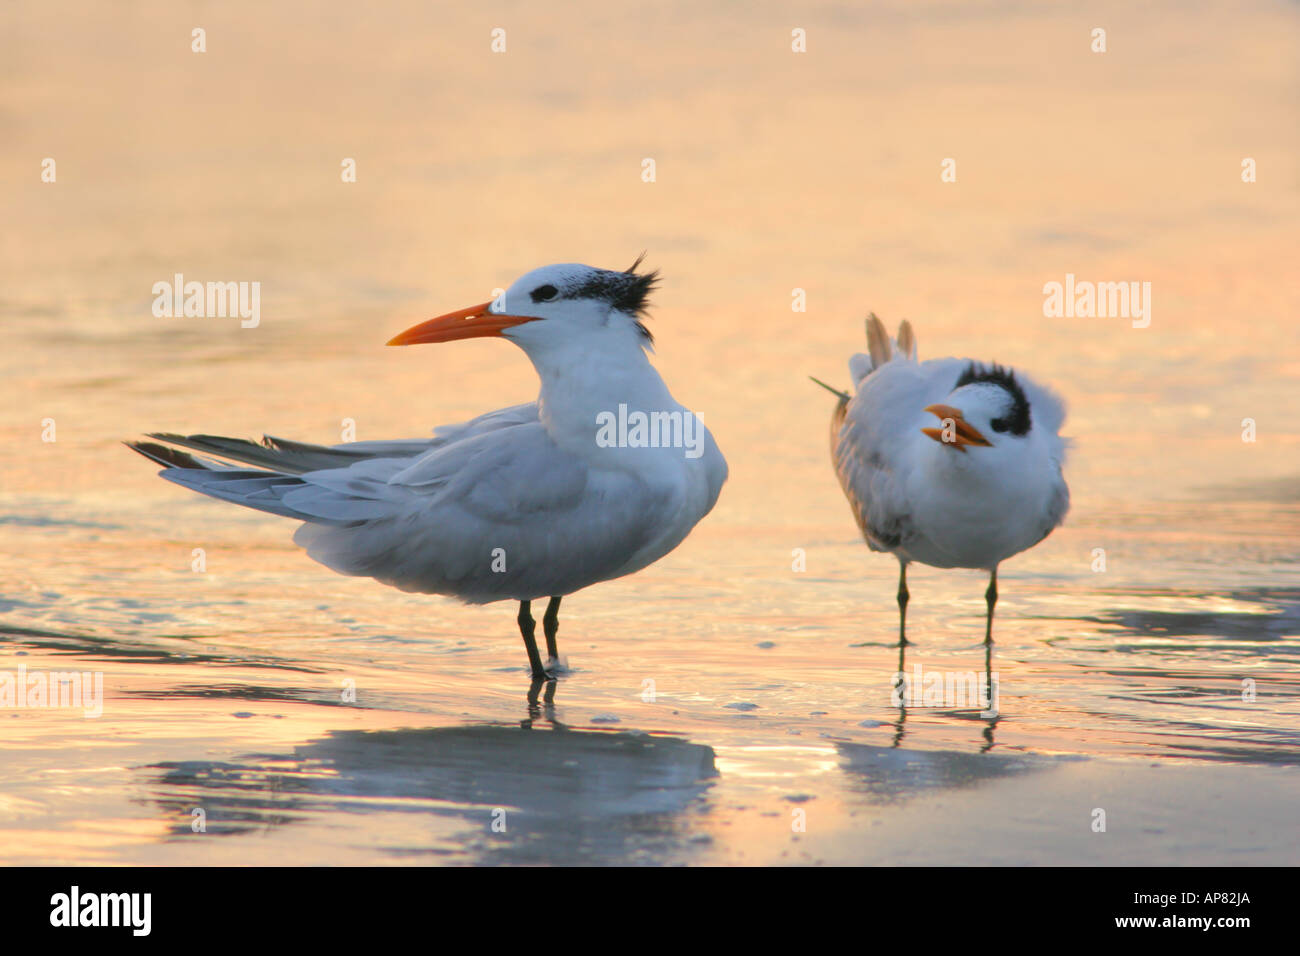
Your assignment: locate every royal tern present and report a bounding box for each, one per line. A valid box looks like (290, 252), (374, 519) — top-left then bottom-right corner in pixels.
(129, 259), (727, 678)
(816, 314), (1068, 643)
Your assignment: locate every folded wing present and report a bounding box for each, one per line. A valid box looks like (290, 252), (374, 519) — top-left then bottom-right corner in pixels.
(128, 402), (672, 602)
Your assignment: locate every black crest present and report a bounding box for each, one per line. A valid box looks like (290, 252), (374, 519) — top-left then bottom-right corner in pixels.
(568, 254), (659, 343)
(954, 362), (1031, 436)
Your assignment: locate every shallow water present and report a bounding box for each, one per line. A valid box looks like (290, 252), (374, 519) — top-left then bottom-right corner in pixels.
(1, 0), (1298, 864)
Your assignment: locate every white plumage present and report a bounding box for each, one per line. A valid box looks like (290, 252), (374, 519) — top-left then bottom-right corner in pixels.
(821, 314), (1069, 642)
(132, 261), (727, 677)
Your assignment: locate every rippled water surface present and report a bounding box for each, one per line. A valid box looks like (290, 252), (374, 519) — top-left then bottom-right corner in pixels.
(1, 0), (1298, 864)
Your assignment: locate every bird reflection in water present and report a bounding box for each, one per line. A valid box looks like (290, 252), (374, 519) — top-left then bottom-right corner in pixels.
(889, 637), (1000, 753)
(523, 676), (559, 729)
(142, 712), (719, 864)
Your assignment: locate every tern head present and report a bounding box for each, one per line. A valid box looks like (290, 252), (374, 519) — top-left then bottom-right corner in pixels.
(387, 257), (659, 355)
(921, 362), (1031, 453)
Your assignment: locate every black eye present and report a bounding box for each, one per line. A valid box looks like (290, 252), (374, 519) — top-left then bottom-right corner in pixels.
(990, 416), (1010, 434)
(530, 284), (558, 303)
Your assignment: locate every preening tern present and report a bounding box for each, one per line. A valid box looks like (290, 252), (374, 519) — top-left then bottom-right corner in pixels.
(816, 314), (1068, 644)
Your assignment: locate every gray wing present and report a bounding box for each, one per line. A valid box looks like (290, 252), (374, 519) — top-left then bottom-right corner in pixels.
(832, 357), (966, 553)
(128, 403), (670, 602)
(1032, 468), (1070, 547)
(292, 422), (672, 601)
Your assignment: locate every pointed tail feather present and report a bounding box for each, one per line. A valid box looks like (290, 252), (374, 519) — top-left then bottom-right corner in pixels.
(144, 432), (381, 475)
(896, 319), (917, 361)
(125, 441), (218, 470)
(128, 433), (410, 527)
(866, 312), (892, 368)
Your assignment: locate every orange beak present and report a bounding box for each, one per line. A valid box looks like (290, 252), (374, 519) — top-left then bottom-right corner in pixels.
(920, 403), (992, 452)
(386, 300), (541, 346)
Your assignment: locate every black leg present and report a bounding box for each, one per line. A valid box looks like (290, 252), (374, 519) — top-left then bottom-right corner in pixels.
(543, 595), (562, 661)
(896, 562), (910, 646)
(517, 600), (546, 678)
(984, 567), (998, 645)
